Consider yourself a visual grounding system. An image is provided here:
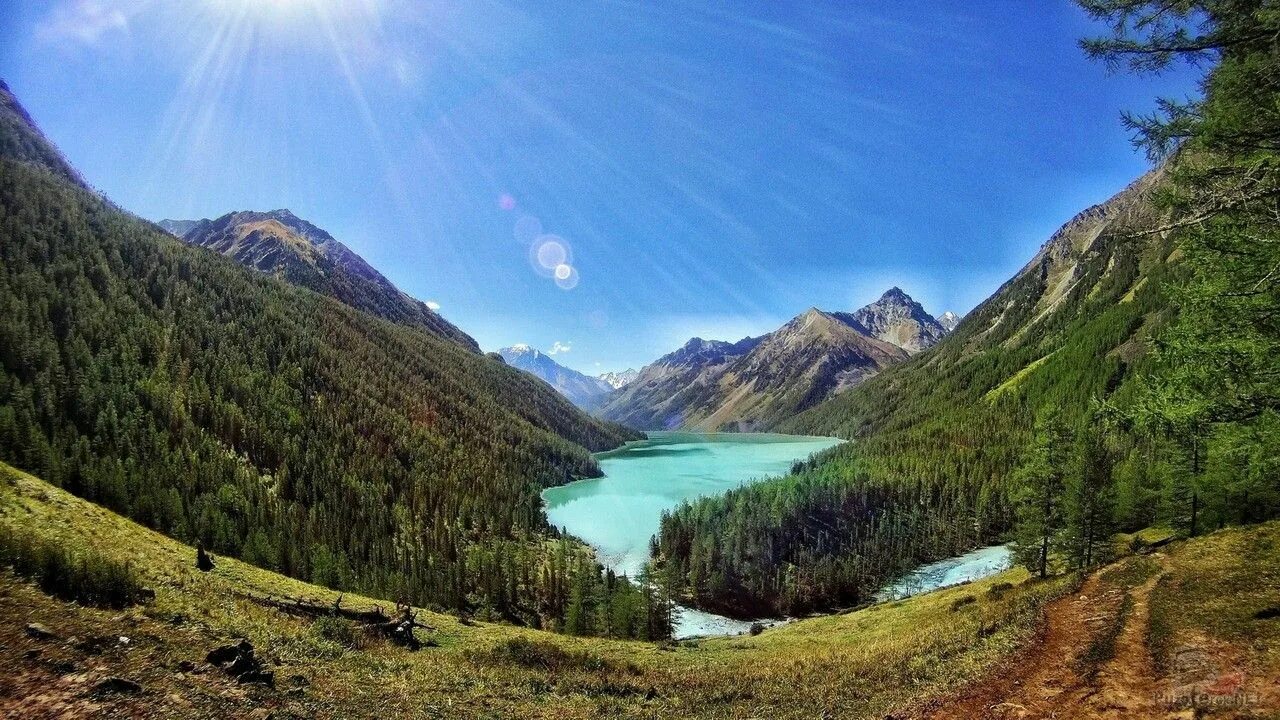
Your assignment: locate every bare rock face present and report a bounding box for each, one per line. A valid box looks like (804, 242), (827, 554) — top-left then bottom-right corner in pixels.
(25, 623), (56, 640)
(597, 288), (949, 431)
(846, 287), (948, 354)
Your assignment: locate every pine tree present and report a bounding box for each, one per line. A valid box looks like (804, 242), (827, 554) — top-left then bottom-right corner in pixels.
(1011, 413), (1072, 579)
(1063, 418), (1117, 569)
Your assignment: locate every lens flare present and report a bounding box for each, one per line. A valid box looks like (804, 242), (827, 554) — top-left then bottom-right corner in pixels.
(533, 235), (568, 270)
(554, 264), (580, 290)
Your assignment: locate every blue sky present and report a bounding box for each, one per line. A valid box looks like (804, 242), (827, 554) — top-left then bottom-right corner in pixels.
(0, 0), (1199, 372)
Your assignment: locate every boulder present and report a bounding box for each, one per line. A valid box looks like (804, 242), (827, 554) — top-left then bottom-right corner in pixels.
(24, 623), (56, 640)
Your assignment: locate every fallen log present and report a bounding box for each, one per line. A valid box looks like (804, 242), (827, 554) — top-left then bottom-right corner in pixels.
(234, 592), (435, 649)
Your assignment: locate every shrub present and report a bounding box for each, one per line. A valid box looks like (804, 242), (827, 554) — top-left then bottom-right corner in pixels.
(0, 526), (144, 608)
(478, 637), (635, 674)
(949, 595), (977, 612)
(310, 616), (366, 649)
(986, 582), (1015, 599)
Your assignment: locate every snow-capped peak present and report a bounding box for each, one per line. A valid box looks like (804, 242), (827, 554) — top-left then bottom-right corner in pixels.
(598, 368), (639, 389)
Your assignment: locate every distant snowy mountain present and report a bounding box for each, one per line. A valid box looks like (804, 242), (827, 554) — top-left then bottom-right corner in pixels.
(499, 345), (613, 408)
(598, 369), (639, 390)
(938, 311), (962, 332)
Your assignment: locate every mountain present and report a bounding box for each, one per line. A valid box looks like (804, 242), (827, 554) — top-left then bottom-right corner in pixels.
(164, 210), (479, 351)
(0, 80), (643, 626)
(498, 344), (613, 408)
(157, 218), (200, 237)
(938, 310), (962, 332)
(657, 168), (1177, 617)
(0, 80), (84, 188)
(598, 368), (639, 389)
(594, 335), (761, 430)
(846, 286), (947, 353)
(597, 289), (945, 431)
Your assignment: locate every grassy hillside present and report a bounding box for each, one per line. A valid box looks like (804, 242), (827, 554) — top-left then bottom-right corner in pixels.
(3, 461), (1276, 718)
(0, 461), (1065, 718)
(0, 79), (643, 630)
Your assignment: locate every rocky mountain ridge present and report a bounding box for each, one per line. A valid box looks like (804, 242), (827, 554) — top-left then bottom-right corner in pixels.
(596, 288), (949, 430)
(598, 368), (639, 389)
(163, 210), (479, 351)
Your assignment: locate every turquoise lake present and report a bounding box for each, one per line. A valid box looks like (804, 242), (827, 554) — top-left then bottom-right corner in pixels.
(543, 432), (843, 579)
(542, 432), (842, 636)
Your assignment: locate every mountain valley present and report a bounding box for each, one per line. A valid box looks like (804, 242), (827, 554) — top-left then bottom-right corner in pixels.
(2, 2), (1279, 718)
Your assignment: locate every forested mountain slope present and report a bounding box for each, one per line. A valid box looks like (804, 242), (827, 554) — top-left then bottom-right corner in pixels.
(164, 209), (480, 351)
(657, 169), (1180, 616)
(597, 288), (942, 431)
(0, 79), (645, 630)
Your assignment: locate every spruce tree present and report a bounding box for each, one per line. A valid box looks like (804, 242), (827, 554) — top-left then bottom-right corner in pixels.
(1063, 419), (1118, 569)
(1011, 413), (1073, 578)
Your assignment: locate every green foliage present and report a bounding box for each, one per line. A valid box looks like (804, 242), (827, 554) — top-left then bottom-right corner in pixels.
(986, 581), (1014, 599)
(1011, 413), (1072, 578)
(310, 615), (366, 649)
(0, 84), (653, 638)
(657, 177), (1176, 615)
(476, 637), (632, 675)
(0, 525), (143, 608)
(656, 0), (1280, 618)
(1062, 416), (1119, 569)
(1090, 0), (1280, 535)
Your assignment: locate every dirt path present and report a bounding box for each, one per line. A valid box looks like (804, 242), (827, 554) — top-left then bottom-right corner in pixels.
(910, 562), (1180, 720)
(1085, 573), (1166, 718)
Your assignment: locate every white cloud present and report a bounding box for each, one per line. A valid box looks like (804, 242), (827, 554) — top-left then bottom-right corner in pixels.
(548, 341), (571, 355)
(425, 300), (441, 311)
(37, 0), (129, 46)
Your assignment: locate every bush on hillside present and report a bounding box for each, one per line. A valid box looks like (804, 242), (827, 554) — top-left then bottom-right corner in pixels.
(0, 526), (145, 609)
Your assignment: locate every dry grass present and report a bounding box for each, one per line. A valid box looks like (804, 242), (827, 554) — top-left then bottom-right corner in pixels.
(0, 460), (1083, 718)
